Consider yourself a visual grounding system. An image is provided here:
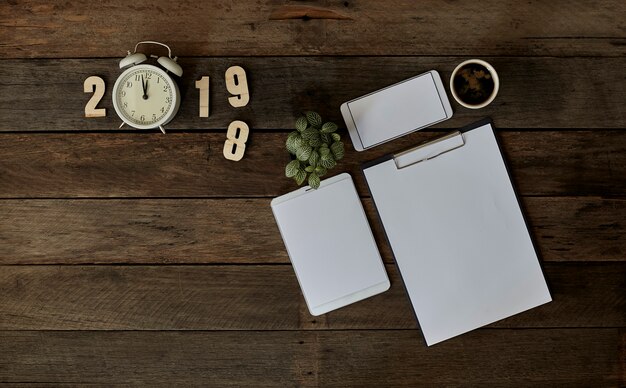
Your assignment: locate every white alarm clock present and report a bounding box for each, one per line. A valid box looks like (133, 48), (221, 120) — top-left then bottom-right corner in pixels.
(112, 41), (183, 134)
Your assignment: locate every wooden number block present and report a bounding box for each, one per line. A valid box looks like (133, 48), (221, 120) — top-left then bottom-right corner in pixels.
(223, 120), (249, 161)
(83, 76), (106, 118)
(195, 76), (210, 117)
(225, 66), (249, 107)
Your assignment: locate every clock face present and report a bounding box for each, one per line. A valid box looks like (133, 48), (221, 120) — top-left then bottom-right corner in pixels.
(112, 64), (180, 129)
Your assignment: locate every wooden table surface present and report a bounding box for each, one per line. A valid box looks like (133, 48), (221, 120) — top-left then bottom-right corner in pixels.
(1, 1), (625, 386)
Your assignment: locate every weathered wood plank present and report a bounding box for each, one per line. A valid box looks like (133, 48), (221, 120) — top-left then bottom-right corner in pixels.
(0, 131), (624, 198)
(0, 264), (623, 330)
(1, 58), (625, 131)
(0, 329), (621, 385)
(1, 1), (624, 58)
(0, 198), (622, 264)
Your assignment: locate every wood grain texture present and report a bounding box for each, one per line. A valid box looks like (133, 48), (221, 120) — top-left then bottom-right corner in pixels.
(0, 198), (623, 264)
(0, 264), (623, 330)
(2, 1), (625, 386)
(0, 329), (622, 386)
(1, 1), (624, 58)
(0, 131), (624, 198)
(1, 57), (625, 131)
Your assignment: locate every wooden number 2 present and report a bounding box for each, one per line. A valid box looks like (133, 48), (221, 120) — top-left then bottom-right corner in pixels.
(223, 120), (249, 161)
(83, 76), (106, 118)
(225, 66), (249, 108)
(195, 76), (210, 117)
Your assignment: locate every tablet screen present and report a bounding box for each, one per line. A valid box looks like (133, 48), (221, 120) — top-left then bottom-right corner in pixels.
(271, 174), (389, 315)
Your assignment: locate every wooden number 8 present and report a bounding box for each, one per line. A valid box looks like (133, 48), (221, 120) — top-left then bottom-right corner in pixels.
(223, 120), (249, 161)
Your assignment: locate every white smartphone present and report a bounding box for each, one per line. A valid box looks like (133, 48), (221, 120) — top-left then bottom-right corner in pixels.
(340, 70), (454, 151)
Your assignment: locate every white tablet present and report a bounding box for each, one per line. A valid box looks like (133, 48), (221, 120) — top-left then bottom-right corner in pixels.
(271, 173), (390, 316)
(341, 70), (453, 151)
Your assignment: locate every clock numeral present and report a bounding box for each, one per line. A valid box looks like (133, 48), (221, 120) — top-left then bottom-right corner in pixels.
(146, 73), (152, 79)
(131, 110), (135, 117)
(121, 90), (126, 97)
(163, 85), (169, 92)
(225, 66), (249, 108)
(223, 120), (249, 162)
(195, 76), (210, 118)
(140, 115), (146, 121)
(152, 114), (157, 121)
(126, 81), (133, 88)
(83, 76), (106, 118)
(165, 97), (171, 104)
(157, 77), (160, 84)
(135, 74), (141, 81)
(123, 102), (128, 108)
(160, 107), (165, 113)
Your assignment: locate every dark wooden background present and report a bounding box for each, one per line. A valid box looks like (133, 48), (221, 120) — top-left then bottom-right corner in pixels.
(1, 1), (625, 386)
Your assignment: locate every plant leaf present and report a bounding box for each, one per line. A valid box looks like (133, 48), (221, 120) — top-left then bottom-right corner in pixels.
(331, 133), (341, 142)
(285, 159), (300, 178)
(301, 127), (318, 142)
(308, 150), (320, 168)
(294, 169), (307, 185)
(330, 141), (345, 160)
(320, 153), (337, 169)
(308, 136), (322, 147)
(320, 132), (331, 144)
(295, 116), (308, 132)
(294, 137), (308, 153)
(314, 166), (327, 176)
(296, 145), (312, 161)
(320, 122), (338, 134)
(286, 131), (301, 155)
(308, 173), (320, 189)
(319, 146), (331, 156)
(287, 131), (300, 142)
(306, 111), (322, 128)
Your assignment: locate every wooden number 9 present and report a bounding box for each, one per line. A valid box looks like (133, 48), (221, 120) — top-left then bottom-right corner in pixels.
(225, 66), (249, 107)
(223, 120), (249, 161)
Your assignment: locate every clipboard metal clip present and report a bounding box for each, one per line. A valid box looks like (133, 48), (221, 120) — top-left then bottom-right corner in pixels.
(393, 131), (465, 169)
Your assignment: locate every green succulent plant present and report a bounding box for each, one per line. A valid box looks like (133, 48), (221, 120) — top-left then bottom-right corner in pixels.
(285, 111), (345, 189)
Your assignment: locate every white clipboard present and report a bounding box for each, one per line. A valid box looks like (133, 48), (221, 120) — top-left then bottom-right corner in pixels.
(363, 119), (552, 346)
(271, 173), (390, 316)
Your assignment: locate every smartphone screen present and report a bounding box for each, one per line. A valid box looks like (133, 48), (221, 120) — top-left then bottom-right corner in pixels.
(341, 71), (453, 151)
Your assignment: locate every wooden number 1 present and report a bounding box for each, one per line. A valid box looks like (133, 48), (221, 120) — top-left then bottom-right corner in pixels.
(83, 76), (106, 118)
(225, 66), (249, 107)
(195, 76), (210, 117)
(223, 120), (249, 161)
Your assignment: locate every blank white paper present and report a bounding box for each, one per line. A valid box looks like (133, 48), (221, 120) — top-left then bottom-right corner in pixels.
(271, 173), (389, 316)
(364, 122), (551, 345)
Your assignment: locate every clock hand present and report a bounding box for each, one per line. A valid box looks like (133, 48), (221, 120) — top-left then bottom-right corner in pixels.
(141, 75), (148, 100)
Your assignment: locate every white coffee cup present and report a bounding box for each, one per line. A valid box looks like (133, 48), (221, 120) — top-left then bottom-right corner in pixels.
(450, 59), (499, 109)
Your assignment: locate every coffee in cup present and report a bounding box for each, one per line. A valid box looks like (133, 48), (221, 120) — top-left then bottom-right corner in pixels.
(450, 59), (499, 109)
